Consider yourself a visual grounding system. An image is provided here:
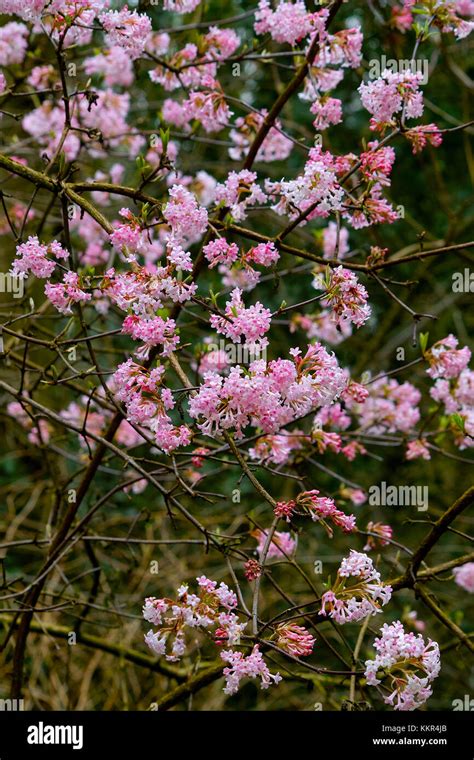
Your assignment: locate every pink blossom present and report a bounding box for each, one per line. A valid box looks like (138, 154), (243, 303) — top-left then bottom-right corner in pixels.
(254, 0), (327, 46)
(365, 621), (440, 710)
(425, 334), (471, 379)
(0, 22), (28, 65)
(84, 46), (134, 87)
(406, 439), (431, 461)
(391, 1), (415, 33)
(221, 645), (282, 695)
(122, 314), (180, 359)
(209, 288), (272, 345)
(405, 124), (443, 154)
(229, 110), (292, 163)
(319, 550), (392, 624)
(143, 576), (244, 663)
(310, 96), (342, 130)
(453, 562), (474, 593)
(359, 69), (424, 132)
(203, 238), (239, 268)
(253, 528), (297, 559)
(266, 145), (344, 221)
(214, 170), (267, 221)
(45, 272), (91, 315)
(163, 184), (208, 244)
(99, 7), (152, 60)
(162, 0), (201, 12)
(278, 490), (357, 535)
(11, 236), (69, 280)
(244, 559), (262, 581)
(313, 265), (371, 328)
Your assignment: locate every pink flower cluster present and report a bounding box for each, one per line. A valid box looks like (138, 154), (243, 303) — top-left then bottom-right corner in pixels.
(189, 344), (347, 439)
(365, 621), (440, 710)
(425, 334), (471, 379)
(99, 7), (152, 60)
(221, 645), (282, 695)
(430, 366), (474, 449)
(229, 110), (293, 163)
(359, 69), (424, 132)
(319, 550), (392, 624)
(313, 265), (371, 328)
(209, 288), (272, 346)
(213, 170), (267, 221)
(254, 0), (327, 46)
(122, 314), (179, 359)
(10, 236), (69, 279)
(45, 272), (91, 315)
(364, 521), (393, 552)
(310, 96), (342, 131)
(112, 359), (191, 453)
(163, 183), (209, 247)
(143, 576), (245, 662)
(253, 528), (297, 559)
(249, 431), (305, 466)
(266, 145), (344, 221)
(351, 377), (421, 435)
(453, 562), (474, 592)
(204, 238), (279, 291)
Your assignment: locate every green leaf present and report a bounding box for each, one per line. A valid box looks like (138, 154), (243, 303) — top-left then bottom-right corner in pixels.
(419, 332), (429, 355)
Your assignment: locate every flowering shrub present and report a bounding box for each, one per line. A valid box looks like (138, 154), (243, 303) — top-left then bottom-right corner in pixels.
(0, 0), (473, 713)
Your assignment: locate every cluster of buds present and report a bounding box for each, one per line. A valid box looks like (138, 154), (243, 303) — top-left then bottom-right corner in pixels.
(275, 623), (315, 657)
(274, 489), (356, 536)
(363, 521), (393, 551)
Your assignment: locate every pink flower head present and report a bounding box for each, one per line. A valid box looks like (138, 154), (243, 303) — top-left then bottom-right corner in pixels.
(425, 335), (471, 379)
(203, 238), (239, 268)
(365, 621), (440, 710)
(221, 645), (282, 695)
(99, 7), (152, 60)
(319, 550), (392, 624)
(359, 69), (424, 132)
(314, 265), (371, 328)
(406, 439), (431, 461)
(210, 288), (272, 346)
(253, 529), (297, 559)
(292, 490), (357, 535)
(310, 96), (343, 131)
(11, 236), (69, 280)
(453, 562), (474, 593)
